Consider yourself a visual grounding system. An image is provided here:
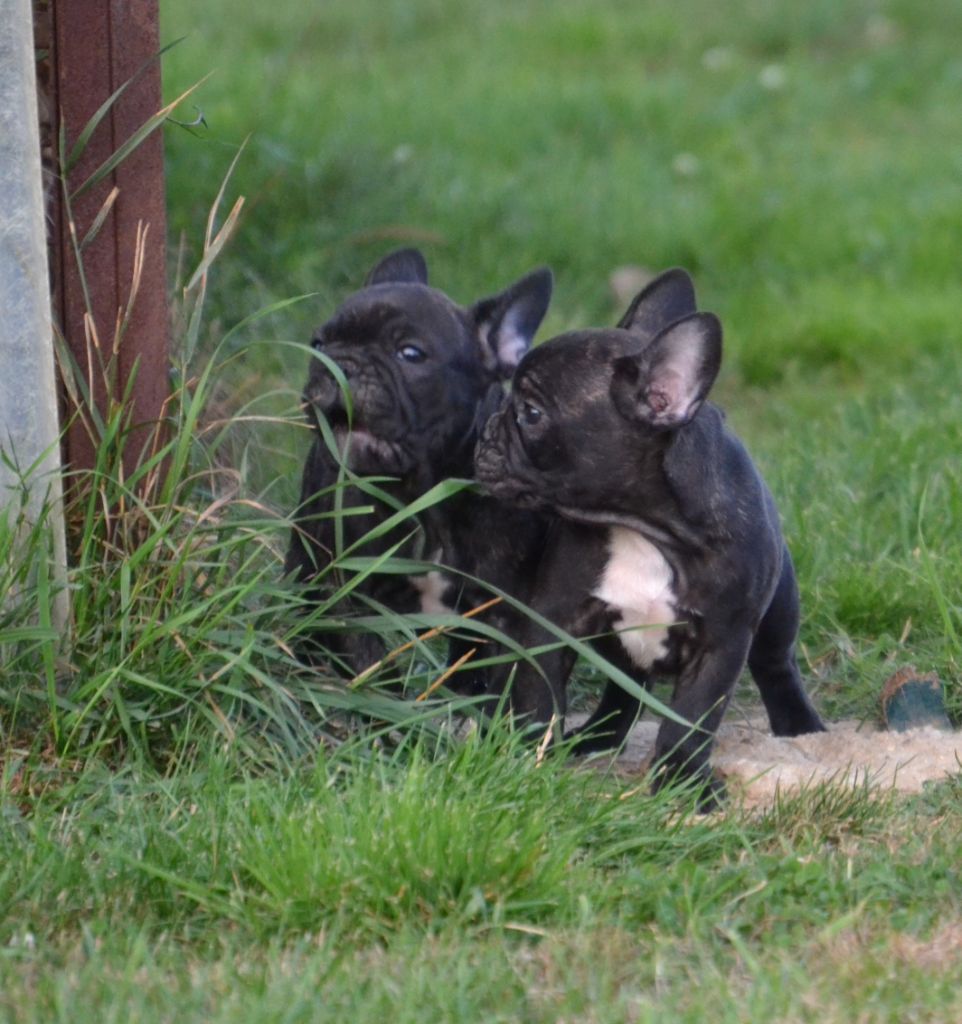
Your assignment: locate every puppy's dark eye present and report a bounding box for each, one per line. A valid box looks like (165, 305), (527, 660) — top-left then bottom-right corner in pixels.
(396, 343), (426, 363)
(517, 401), (543, 427)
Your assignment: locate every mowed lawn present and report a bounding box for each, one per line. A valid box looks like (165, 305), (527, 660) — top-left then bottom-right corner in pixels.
(2, 1), (962, 1021)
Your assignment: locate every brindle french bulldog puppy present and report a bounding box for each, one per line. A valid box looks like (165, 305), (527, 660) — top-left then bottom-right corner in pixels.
(475, 269), (824, 803)
(287, 249), (553, 686)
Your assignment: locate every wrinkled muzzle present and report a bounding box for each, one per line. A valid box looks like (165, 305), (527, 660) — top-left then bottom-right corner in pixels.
(475, 406), (552, 510)
(302, 354), (416, 474)
(473, 407), (529, 502)
(303, 345), (359, 413)
(303, 369), (345, 421)
(473, 407), (506, 481)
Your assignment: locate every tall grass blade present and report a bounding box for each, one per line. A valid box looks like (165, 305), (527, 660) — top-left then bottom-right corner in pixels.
(63, 36), (187, 174)
(79, 186), (119, 251)
(183, 136), (249, 362)
(70, 79), (207, 200)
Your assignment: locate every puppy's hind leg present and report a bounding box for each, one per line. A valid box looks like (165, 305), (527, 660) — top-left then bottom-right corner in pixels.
(748, 551), (826, 736)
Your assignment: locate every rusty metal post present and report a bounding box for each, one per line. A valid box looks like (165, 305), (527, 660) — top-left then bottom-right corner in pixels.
(47, 0), (169, 485)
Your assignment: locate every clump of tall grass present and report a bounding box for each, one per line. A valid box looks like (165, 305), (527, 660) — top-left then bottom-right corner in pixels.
(0, 82), (483, 771)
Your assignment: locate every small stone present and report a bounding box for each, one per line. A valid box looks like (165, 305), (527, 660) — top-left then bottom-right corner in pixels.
(881, 666), (952, 732)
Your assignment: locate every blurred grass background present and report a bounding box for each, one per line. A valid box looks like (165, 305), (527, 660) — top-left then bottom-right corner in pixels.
(162, 0), (962, 720)
(162, 0), (962, 368)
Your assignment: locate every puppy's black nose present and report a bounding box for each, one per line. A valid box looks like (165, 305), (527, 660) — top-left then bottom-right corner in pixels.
(310, 332), (324, 350)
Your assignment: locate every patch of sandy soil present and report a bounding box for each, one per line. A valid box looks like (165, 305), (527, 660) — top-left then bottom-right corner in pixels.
(575, 714), (962, 808)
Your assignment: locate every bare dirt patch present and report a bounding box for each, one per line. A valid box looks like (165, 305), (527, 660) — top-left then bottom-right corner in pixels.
(588, 715), (962, 807)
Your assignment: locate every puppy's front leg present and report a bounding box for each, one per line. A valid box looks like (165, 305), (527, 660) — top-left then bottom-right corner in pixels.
(652, 631), (754, 807)
(565, 631), (647, 754)
(508, 630), (577, 727)
(505, 521), (606, 732)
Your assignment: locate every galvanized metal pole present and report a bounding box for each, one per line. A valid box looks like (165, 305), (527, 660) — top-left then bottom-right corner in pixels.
(0, 0), (69, 630)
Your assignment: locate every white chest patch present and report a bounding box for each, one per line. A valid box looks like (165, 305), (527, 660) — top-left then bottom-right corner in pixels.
(592, 526), (677, 669)
(410, 570), (452, 615)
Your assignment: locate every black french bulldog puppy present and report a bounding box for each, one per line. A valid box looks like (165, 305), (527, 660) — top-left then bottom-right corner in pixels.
(287, 248), (553, 683)
(475, 268), (825, 802)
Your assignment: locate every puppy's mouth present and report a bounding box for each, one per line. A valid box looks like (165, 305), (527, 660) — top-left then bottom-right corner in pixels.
(323, 405), (356, 435)
(307, 400), (413, 474)
(475, 436), (543, 509)
(484, 478), (546, 510)
(304, 396), (370, 439)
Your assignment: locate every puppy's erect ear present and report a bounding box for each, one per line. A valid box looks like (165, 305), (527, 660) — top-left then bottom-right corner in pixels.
(365, 248), (429, 287)
(611, 312), (722, 430)
(471, 267), (553, 378)
(616, 268), (697, 343)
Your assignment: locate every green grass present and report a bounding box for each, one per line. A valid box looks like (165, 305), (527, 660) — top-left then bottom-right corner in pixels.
(3, 741), (962, 1022)
(2, 0), (962, 1018)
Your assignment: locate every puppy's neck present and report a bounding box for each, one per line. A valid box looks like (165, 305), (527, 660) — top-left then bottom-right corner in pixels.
(554, 503), (702, 552)
(555, 420), (722, 552)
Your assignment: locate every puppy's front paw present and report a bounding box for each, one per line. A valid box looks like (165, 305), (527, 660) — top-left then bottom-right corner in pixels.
(652, 762), (727, 812)
(769, 705), (826, 737)
(563, 725), (623, 756)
